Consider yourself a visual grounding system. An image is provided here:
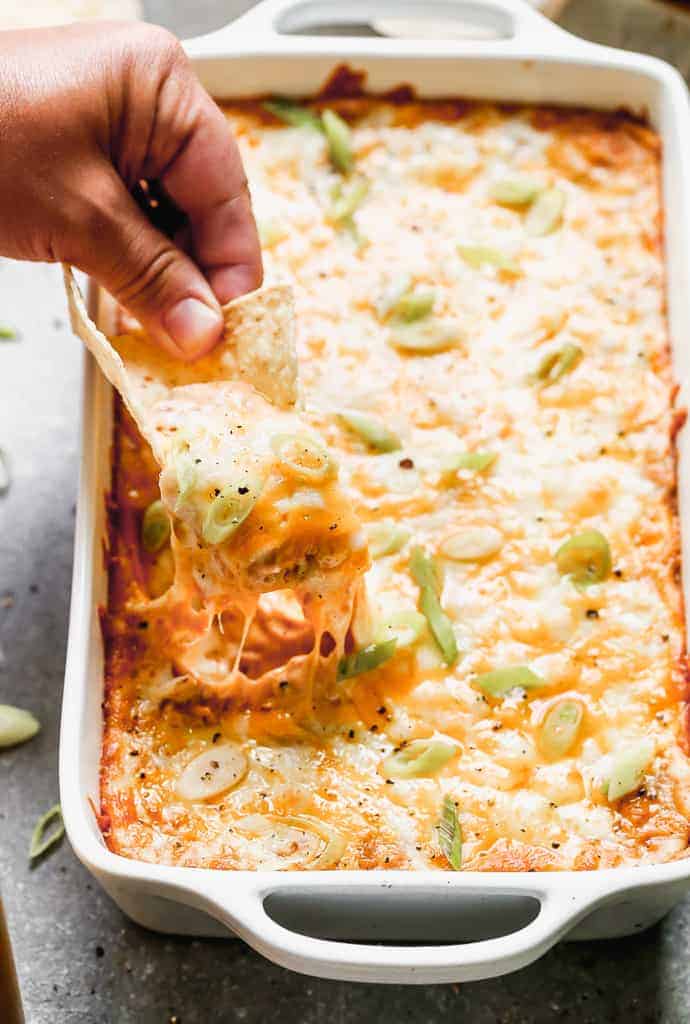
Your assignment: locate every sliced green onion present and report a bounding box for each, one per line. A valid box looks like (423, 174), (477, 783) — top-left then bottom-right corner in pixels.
(366, 520), (411, 558)
(0, 704), (40, 748)
(437, 795), (462, 870)
(458, 244), (520, 275)
(0, 446), (10, 497)
(475, 665), (546, 698)
(327, 176), (369, 224)
(605, 738), (655, 802)
(344, 218), (368, 249)
(322, 109), (354, 173)
(439, 526), (503, 562)
(442, 451), (497, 474)
(376, 274), (413, 320)
(419, 586), (458, 667)
(526, 187), (565, 236)
(533, 342), (583, 385)
(375, 610), (427, 650)
(409, 552), (457, 665)
(236, 813), (345, 869)
(175, 743), (248, 802)
(271, 433), (336, 484)
(338, 410), (401, 453)
(337, 639), (397, 681)
(141, 499), (170, 554)
(392, 289), (436, 324)
(258, 217), (289, 247)
(490, 178), (541, 207)
(389, 319), (463, 354)
(555, 530), (611, 588)
(29, 804), (64, 862)
(202, 485), (261, 545)
(540, 699), (583, 759)
(409, 546), (443, 595)
(263, 98), (322, 131)
(0, 325), (17, 340)
(382, 738), (456, 779)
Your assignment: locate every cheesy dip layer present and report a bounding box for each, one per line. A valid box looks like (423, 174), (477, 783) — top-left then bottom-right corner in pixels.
(100, 88), (690, 872)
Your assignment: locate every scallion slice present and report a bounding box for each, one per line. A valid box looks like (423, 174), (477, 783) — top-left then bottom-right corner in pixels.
(605, 738), (655, 802)
(271, 433), (337, 484)
(526, 187), (565, 236)
(338, 410), (401, 453)
(0, 704), (40, 748)
(409, 546), (443, 595)
(555, 529), (611, 587)
(475, 665), (546, 698)
(539, 699), (583, 759)
(490, 178), (541, 207)
(328, 176), (369, 224)
(419, 586), (459, 667)
(439, 527), (503, 562)
(141, 499), (170, 554)
(409, 547), (457, 664)
(376, 275), (413, 321)
(175, 743), (248, 802)
(393, 289), (436, 324)
(322, 109), (354, 173)
(337, 639), (397, 681)
(382, 739), (456, 779)
(0, 325), (17, 340)
(389, 319), (463, 354)
(263, 98), (322, 131)
(375, 610), (427, 650)
(437, 795), (462, 870)
(29, 804), (64, 862)
(202, 485), (260, 546)
(533, 342), (583, 385)
(366, 520), (411, 558)
(0, 446), (10, 497)
(442, 451), (497, 474)
(458, 244), (520, 275)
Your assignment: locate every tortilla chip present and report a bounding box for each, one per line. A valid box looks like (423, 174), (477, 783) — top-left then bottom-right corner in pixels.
(62, 266), (298, 420)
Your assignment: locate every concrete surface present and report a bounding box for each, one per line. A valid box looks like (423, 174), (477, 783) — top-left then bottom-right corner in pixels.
(3, 2), (690, 1021)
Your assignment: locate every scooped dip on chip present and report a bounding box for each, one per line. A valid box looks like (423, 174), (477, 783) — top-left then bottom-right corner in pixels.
(64, 267), (369, 709)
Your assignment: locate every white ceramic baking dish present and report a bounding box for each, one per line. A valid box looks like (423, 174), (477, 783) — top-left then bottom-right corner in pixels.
(59, 0), (690, 984)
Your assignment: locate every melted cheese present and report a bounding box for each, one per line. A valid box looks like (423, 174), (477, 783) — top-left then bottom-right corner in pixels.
(100, 95), (690, 873)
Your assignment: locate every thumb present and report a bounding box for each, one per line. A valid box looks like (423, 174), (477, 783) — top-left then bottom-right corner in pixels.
(67, 169), (224, 359)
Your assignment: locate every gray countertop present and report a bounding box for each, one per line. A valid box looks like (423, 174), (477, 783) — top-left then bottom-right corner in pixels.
(3, 2), (690, 1021)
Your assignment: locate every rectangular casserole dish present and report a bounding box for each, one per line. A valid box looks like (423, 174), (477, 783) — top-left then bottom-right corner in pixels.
(59, 0), (690, 984)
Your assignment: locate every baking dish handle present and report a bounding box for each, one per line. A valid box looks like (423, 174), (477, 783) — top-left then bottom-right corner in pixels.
(185, 0), (595, 56)
(192, 874), (605, 984)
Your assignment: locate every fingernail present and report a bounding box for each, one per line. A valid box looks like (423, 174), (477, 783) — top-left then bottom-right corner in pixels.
(163, 298), (222, 356)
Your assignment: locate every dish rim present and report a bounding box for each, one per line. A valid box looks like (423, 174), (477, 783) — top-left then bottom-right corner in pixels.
(59, 0), (690, 983)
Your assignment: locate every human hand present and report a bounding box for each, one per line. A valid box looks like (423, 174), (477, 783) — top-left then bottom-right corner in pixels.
(0, 22), (262, 358)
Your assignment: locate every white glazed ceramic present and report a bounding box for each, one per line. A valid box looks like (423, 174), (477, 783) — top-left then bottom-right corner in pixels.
(60, 0), (690, 984)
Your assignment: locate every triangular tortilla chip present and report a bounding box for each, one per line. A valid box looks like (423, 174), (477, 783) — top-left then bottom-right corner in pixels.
(64, 265), (298, 426)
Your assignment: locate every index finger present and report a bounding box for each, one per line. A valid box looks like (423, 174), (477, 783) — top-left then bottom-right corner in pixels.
(157, 85), (263, 304)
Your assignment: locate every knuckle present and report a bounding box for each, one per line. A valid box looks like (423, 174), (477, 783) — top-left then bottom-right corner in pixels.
(138, 24), (188, 72)
(113, 239), (182, 309)
(115, 23), (188, 83)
